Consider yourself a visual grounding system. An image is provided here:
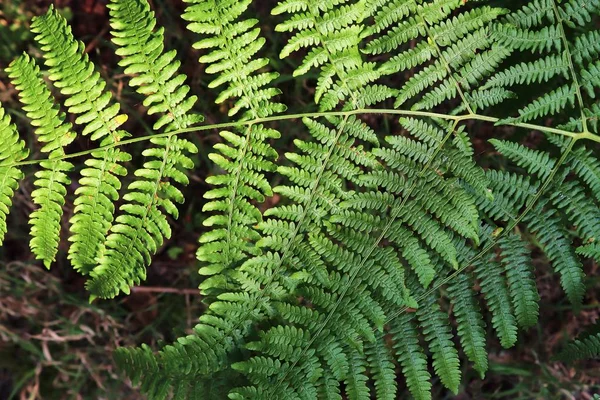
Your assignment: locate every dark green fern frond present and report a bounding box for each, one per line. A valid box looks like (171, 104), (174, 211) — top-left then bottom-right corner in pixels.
(474, 254), (518, 349)
(417, 292), (461, 394)
(447, 273), (488, 378)
(366, 334), (397, 400)
(0, 104), (28, 243)
(390, 312), (432, 400)
(504, 0), (554, 28)
(502, 83), (577, 124)
(489, 139), (555, 180)
(87, 0), (202, 298)
(365, 0), (508, 112)
(498, 234), (540, 329)
(527, 203), (586, 306)
(489, 138), (590, 305)
(491, 24), (561, 54)
(6, 54), (75, 269)
(31, 6), (132, 273)
(555, 325), (600, 363)
(488, 0), (600, 127)
(559, 0), (600, 28)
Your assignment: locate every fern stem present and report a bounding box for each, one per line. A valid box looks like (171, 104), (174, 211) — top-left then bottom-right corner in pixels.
(4, 108), (595, 170)
(383, 137), (577, 327)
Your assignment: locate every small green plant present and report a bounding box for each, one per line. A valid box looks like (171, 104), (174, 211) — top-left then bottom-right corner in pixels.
(1, 0), (599, 398)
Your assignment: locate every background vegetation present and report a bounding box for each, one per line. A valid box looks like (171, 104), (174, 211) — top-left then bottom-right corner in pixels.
(0, 0), (598, 398)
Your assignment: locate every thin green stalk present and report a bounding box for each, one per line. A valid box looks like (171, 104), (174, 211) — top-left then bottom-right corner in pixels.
(3, 108), (594, 169)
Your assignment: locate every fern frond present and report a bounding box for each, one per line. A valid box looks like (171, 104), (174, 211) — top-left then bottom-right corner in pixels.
(474, 256), (518, 348)
(183, 0), (285, 298)
(366, 335), (397, 400)
(31, 6), (132, 273)
(465, 88), (516, 112)
(413, 44), (511, 110)
(273, 0), (381, 109)
(572, 30), (600, 66)
(551, 180), (600, 246)
(559, 0), (600, 28)
(110, 0), (203, 130)
(86, 0), (202, 298)
(492, 24), (562, 54)
(430, 7), (506, 47)
(498, 234), (540, 329)
(503, 84), (577, 123)
(417, 293), (461, 394)
(489, 139), (555, 180)
(447, 273), (488, 378)
(6, 54), (75, 268)
(390, 313), (432, 400)
(556, 331), (600, 363)
(0, 104), (28, 243)
(526, 205), (586, 306)
(483, 54), (569, 88)
(6, 1), (596, 399)
(580, 60), (600, 98)
(504, 0), (554, 28)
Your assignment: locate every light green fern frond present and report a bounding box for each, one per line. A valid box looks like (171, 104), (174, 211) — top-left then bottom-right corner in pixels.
(273, 0), (382, 110)
(31, 6), (132, 273)
(0, 104), (28, 243)
(87, 0), (202, 298)
(3, 1), (597, 399)
(183, 0), (285, 298)
(6, 54), (75, 268)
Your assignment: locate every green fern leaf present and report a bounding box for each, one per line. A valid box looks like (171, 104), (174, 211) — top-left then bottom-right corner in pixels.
(366, 336), (397, 400)
(498, 234), (540, 329)
(559, 0), (600, 28)
(0, 104), (28, 243)
(447, 273), (488, 378)
(6, 54), (76, 268)
(556, 330), (600, 363)
(390, 313), (432, 400)
(492, 24), (562, 54)
(475, 256), (518, 348)
(87, 0), (202, 298)
(31, 6), (132, 272)
(417, 293), (461, 394)
(489, 139), (555, 180)
(504, 0), (554, 28)
(483, 54), (569, 88)
(526, 205), (586, 306)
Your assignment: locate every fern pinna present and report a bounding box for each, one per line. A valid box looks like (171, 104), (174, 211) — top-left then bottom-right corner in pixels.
(89, 0), (202, 298)
(29, 7), (133, 276)
(0, 0), (599, 399)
